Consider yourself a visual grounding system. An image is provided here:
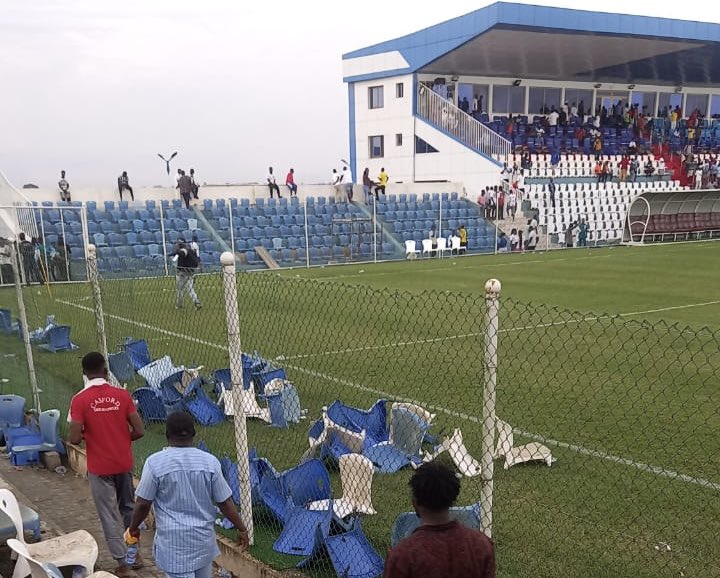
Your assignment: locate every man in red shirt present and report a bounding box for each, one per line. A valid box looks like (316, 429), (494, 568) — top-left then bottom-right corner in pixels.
(285, 167), (298, 197)
(69, 352), (145, 578)
(383, 461), (495, 578)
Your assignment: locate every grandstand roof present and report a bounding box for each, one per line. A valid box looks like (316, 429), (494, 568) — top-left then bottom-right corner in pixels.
(342, 2), (720, 87)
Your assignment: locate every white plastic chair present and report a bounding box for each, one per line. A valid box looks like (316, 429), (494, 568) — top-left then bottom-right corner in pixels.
(449, 236), (465, 254)
(421, 239), (433, 256)
(404, 240), (420, 258)
(417, 428), (481, 477)
(218, 382), (270, 423)
(436, 237), (452, 257)
(494, 418), (553, 469)
(389, 402), (434, 442)
(307, 453), (376, 519)
(1, 491), (97, 578)
(8, 543), (116, 578)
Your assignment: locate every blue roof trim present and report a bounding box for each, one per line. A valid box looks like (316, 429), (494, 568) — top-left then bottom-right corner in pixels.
(343, 2), (720, 77)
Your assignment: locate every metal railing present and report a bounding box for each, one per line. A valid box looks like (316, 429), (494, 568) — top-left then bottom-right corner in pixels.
(417, 85), (512, 159)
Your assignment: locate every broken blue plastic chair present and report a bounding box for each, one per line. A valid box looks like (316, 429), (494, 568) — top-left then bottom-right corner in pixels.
(0, 494), (41, 541)
(259, 458), (331, 523)
(213, 368), (232, 397)
(38, 326), (78, 352)
(220, 456), (242, 505)
(254, 367), (287, 389)
(0, 395), (26, 443)
(324, 517), (385, 578)
(131, 388), (167, 422)
(326, 399), (388, 447)
(108, 351), (136, 383)
(10, 410), (65, 466)
(363, 406), (429, 474)
(184, 379), (225, 426)
(159, 371), (188, 416)
(390, 503), (481, 547)
(273, 503), (331, 557)
(123, 338), (152, 370)
(0, 309), (17, 335)
(261, 385), (301, 428)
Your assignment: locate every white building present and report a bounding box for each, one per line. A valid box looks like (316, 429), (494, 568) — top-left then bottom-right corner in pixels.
(342, 2), (720, 194)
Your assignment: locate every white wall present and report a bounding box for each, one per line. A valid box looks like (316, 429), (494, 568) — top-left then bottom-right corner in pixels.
(414, 118), (501, 196)
(352, 74), (415, 184)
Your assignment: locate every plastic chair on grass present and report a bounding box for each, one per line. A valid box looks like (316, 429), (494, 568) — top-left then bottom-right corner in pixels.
(273, 504), (332, 557)
(0, 394), (26, 442)
(107, 351), (135, 384)
(38, 326), (77, 353)
(138, 356), (183, 391)
(494, 418), (553, 469)
(10, 410), (65, 466)
(307, 453), (377, 519)
(404, 240), (420, 258)
(183, 378), (225, 426)
(421, 428), (482, 477)
(0, 309), (18, 335)
(259, 384), (301, 428)
(259, 459), (331, 524)
(131, 388), (167, 422)
(363, 405), (431, 473)
(324, 518), (385, 578)
(390, 503), (481, 547)
(122, 338), (152, 370)
(0, 491), (97, 578)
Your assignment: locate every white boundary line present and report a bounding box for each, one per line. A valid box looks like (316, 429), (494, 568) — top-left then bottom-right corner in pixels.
(56, 297), (720, 492)
(278, 300), (720, 361)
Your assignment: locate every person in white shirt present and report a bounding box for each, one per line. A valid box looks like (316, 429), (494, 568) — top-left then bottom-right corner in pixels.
(548, 108), (560, 127)
(331, 168), (343, 202)
(507, 190), (517, 221)
(266, 166), (281, 199)
(190, 235), (200, 258)
(472, 95), (479, 113)
(500, 162), (513, 192)
(561, 102), (569, 116)
(525, 226), (538, 250)
(342, 166), (354, 202)
(509, 228), (520, 251)
(570, 103), (578, 117)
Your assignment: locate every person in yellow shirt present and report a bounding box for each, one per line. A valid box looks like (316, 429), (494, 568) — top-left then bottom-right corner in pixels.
(458, 224), (468, 250)
(375, 168), (389, 198)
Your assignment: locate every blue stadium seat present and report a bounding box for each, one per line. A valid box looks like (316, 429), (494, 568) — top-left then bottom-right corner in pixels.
(132, 220), (146, 233)
(108, 233), (124, 247)
(261, 238), (273, 250)
(235, 239), (248, 251)
(68, 222), (83, 235)
(153, 231), (164, 244)
(100, 222), (115, 235)
(125, 232), (139, 246)
(93, 233), (108, 247)
(252, 227), (264, 239)
(140, 231), (154, 244)
(116, 246), (133, 260)
(104, 201), (116, 212)
(196, 230), (209, 242)
(218, 217), (229, 230)
(147, 243), (161, 256)
(117, 219), (132, 233)
(133, 245), (148, 258)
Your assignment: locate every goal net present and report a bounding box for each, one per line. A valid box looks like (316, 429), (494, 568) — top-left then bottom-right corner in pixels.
(0, 169), (38, 239)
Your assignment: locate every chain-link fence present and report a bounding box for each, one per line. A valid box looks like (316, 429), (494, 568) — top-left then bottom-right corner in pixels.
(1, 243), (719, 577)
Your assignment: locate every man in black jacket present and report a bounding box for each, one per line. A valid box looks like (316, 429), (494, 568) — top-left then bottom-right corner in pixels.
(173, 239), (201, 309)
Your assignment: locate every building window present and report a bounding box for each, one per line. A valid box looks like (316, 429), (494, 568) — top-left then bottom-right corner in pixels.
(396, 133), (403, 146)
(686, 94), (708, 116)
(369, 135), (384, 158)
(492, 85), (525, 114)
(629, 91), (656, 117)
(564, 89), (593, 117)
(415, 136), (438, 154)
(528, 87), (561, 114)
(711, 95), (720, 119)
(368, 86), (384, 109)
(396, 82), (404, 98)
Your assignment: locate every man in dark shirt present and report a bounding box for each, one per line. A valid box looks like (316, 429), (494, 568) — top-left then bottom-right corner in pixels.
(383, 461), (495, 578)
(117, 171), (134, 201)
(177, 170), (194, 209)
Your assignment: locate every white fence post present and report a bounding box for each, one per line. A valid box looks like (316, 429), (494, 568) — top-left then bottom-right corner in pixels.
(479, 278), (501, 538)
(220, 251), (254, 544)
(10, 242), (41, 412)
(86, 244), (109, 360)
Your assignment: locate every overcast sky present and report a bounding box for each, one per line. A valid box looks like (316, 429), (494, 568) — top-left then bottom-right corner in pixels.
(1, 0), (717, 188)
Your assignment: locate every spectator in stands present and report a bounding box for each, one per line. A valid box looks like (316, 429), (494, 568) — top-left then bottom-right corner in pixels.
(517, 228), (524, 252)
(507, 188), (517, 221)
(570, 102), (578, 118)
(548, 177), (556, 208)
(362, 168), (375, 201)
(694, 167), (703, 190)
(331, 168), (343, 201)
(600, 160), (611, 183)
(564, 222), (576, 248)
(477, 190), (486, 216)
(266, 167), (281, 199)
(172, 238), (201, 309)
(629, 157), (640, 182)
(671, 107), (679, 133)
(460, 97), (470, 113)
(129, 412), (248, 578)
(497, 232), (508, 253)
(383, 461), (495, 578)
(69, 352), (145, 578)
(285, 168), (298, 197)
(189, 168), (199, 200)
(500, 162), (512, 192)
(575, 126), (587, 147)
(594, 160), (603, 183)
(342, 166), (354, 202)
(548, 107), (559, 127)
(177, 170), (194, 209)
(52, 238), (71, 281)
(497, 190), (505, 220)
(577, 219), (589, 247)
(558, 107), (567, 127)
(593, 135), (603, 159)
(472, 94), (480, 114)
(0, 238), (13, 284)
(58, 170), (71, 202)
(619, 156), (630, 182)
(486, 191), (496, 220)
(375, 168), (389, 198)
(525, 226), (537, 251)
(117, 171), (134, 202)
(509, 228), (519, 251)
(644, 159), (655, 178)
(520, 151), (532, 173)
(578, 99), (585, 120)
(458, 224), (468, 250)
(18, 233), (37, 285)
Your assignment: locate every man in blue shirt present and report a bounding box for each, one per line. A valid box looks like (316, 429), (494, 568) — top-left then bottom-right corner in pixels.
(128, 412), (248, 578)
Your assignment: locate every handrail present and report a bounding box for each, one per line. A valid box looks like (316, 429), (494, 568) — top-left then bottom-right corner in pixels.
(416, 86), (511, 160)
